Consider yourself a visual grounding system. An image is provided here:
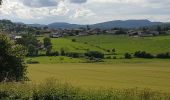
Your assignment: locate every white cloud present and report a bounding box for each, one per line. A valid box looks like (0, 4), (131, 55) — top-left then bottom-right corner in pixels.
(0, 0), (170, 24)
(71, 8), (95, 18)
(50, 2), (69, 16)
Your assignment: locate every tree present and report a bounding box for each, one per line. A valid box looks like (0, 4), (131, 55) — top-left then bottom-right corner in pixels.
(43, 37), (52, 55)
(46, 45), (52, 56)
(134, 51), (154, 58)
(60, 48), (66, 56)
(85, 51), (104, 59)
(157, 26), (162, 32)
(16, 34), (39, 47)
(43, 37), (52, 48)
(124, 53), (132, 59)
(115, 29), (127, 35)
(0, 34), (27, 82)
(28, 44), (38, 57)
(112, 48), (116, 53)
(0, 0), (2, 5)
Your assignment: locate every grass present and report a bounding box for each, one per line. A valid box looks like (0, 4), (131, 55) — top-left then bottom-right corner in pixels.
(28, 59), (170, 92)
(26, 56), (86, 64)
(70, 35), (170, 55)
(23, 35), (170, 99)
(0, 79), (170, 100)
(37, 35), (170, 58)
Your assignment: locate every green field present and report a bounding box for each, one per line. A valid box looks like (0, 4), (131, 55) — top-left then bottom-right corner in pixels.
(71, 35), (170, 55)
(45, 35), (170, 55)
(28, 59), (170, 92)
(28, 35), (170, 92)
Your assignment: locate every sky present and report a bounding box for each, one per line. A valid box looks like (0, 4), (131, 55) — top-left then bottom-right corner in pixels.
(0, 0), (170, 24)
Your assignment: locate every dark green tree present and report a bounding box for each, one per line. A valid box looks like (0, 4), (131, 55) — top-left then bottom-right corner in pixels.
(0, 34), (27, 82)
(0, 0), (2, 5)
(28, 44), (38, 57)
(124, 53), (132, 59)
(46, 45), (52, 56)
(43, 37), (52, 48)
(43, 37), (52, 55)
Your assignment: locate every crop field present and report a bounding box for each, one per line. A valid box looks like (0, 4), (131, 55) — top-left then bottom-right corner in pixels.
(27, 35), (170, 92)
(28, 59), (170, 92)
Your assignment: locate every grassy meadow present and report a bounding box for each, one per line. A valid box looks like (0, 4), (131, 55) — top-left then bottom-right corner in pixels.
(28, 59), (170, 92)
(70, 35), (170, 55)
(20, 34), (170, 99)
(41, 35), (170, 54)
(27, 35), (170, 92)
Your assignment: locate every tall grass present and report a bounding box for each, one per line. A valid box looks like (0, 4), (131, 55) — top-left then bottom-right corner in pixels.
(0, 79), (170, 100)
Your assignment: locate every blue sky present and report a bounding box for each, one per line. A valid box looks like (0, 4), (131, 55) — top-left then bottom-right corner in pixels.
(0, 0), (170, 24)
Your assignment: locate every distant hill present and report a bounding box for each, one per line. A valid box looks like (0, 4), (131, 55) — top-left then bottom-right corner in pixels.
(48, 22), (84, 29)
(29, 20), (163, 29)
(90, 20), (162, 29)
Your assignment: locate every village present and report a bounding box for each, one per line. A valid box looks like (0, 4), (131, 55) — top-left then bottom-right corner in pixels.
(1, 20), (170, 40)
(34, 27), (169, 38)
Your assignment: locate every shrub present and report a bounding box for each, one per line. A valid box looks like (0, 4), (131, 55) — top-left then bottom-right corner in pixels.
(48, 51), (59, 56)
(85, 51), (104, 59)
(66, 52), (81, 58)
(60, 48), (69, 56)
(134, 51), (154, 59)
(107, 50), (110, 53)
(113, 56), (117, 59)
(0, 80), (170, 100)
(156, 53), (170, 59)
(105, 56), (112, 59)
(88, 57), (103, 62)
(26, 59), (39, 64)
(72, 39), (76, 42)
(124, 53), (132, 59)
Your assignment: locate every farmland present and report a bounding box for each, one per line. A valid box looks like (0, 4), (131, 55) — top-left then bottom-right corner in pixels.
(25, 35), (170, 94)
(44, 35), (170, 56)
(28, 60), (170, 92)
(71, 35), (170, 54)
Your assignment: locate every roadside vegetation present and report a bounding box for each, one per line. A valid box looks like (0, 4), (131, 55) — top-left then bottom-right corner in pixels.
(0, 79), (170, 100)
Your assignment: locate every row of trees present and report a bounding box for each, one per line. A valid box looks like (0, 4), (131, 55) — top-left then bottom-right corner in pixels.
(124, 51), (170, 59)
(16, 35), (53, 57)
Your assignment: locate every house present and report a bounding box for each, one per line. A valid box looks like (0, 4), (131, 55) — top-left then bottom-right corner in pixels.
(78, 32), (89, 36)
(128, 30), (159, 37)
(106, 30), (119, 34)
(50, 33), (63, 38)
(149, 31), (159, 36)
(13, 35), (22, 40)
(127, 30), (139, 36)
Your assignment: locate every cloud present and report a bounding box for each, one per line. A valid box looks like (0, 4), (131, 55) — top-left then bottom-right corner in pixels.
(22, 0), (59, 8)
(71, 8), (94, 18)
(0, 0), (170, 24)
(69, 0), (87, 4)
(50, 2), (70, 16)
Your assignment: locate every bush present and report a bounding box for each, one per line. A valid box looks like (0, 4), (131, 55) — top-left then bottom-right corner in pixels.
(107, 50), (110, 53)
(124, 53), (132, 59)
(0, 80), (170, 100)
(66, 52), (82, 58)
(156, 53), (170, 59)
(26, 59), (39, 64)
(72, 39), (76, 42)
(47, 51), (59, 56)
(113, 56), (117, 59)
(134, 51), (154, 59)
(60, 48), (69, 56)
(105, 56), (112, 59)
(85, 51), (104, 59)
